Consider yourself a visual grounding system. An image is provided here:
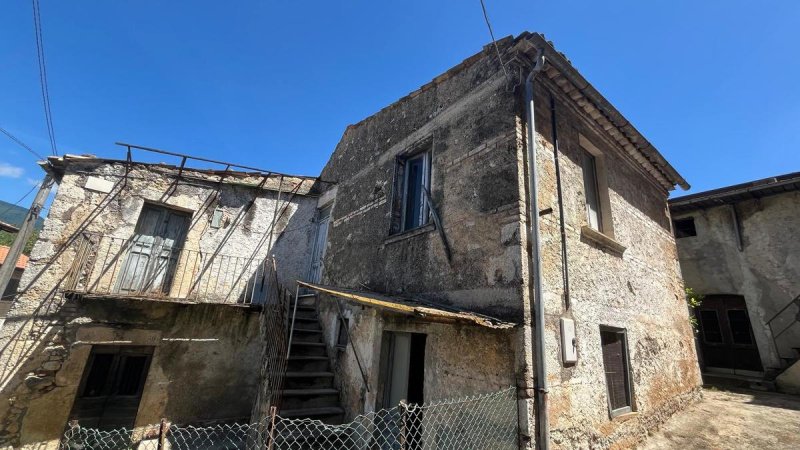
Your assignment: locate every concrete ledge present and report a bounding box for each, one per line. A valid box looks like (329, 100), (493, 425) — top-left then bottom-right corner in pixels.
(382, 223), (436, 246)
(580, 226), (627, 256)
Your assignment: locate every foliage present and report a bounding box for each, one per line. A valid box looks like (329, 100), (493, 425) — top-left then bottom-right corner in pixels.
(0, 230), (39, 255)
(685, 287), (704, 331)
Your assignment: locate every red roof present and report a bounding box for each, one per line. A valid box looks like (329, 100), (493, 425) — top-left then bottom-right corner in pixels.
(0, 246), (29, 270)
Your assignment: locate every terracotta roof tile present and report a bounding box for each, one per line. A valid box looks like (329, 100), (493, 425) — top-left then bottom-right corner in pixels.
(0, 246), (29, 270)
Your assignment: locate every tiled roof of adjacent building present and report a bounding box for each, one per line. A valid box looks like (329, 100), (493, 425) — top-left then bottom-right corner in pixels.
(669, 171), (800, 212)
(0, 245), (29, 270)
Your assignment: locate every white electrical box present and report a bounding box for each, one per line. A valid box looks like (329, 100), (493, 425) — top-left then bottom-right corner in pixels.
(560, 318), (578, 364)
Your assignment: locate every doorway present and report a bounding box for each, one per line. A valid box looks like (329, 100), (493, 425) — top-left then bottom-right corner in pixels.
(117, 204), (190, 295)
(70, 345), (154, 429)
(378, 332), (426, 408)
(697, 295), (763, 375)
(307, 205), (331, 284)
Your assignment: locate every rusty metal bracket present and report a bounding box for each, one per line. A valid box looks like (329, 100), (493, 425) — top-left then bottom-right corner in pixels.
(423, 186), (452, 263)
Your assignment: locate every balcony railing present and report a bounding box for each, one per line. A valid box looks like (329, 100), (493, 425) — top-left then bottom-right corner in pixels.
(64, 233), (275, 305)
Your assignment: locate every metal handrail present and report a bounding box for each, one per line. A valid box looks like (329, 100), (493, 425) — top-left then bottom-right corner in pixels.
(766, 293), (800, 362)
(64, 233), (272, 304)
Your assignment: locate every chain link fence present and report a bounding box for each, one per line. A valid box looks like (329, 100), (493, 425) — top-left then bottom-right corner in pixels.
(61, 387), (518, 450)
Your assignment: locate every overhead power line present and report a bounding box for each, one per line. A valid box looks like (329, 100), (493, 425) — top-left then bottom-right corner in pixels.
(31, 0), (58, 156)
(479, 0), (510, 80)
(0, 126), (46, 160)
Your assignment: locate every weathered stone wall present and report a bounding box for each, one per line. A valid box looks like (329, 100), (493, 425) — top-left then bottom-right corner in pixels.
(318, 297), (515, 418)
(0, 160), (314, 448)
(308, 35), (700, 449)
(318, 47), (525, 322)
(312, 41), (530, 420)
(673, 191), (800, 370)
(529, 77), (702, 448)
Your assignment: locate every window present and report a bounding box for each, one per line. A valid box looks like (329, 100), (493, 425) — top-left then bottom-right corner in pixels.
(673, 217), (697, 238)
(699, 310), (724, 344)
(581, 149), (603, 231)
(391, 151), (431, 234)
(727, 310), (754, 345)
(600, 328), (633, 417)
(71, 346), (153, 429)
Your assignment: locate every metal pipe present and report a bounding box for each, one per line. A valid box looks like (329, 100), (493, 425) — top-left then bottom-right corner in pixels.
(550, 94), (571, 311)
(524, 48), (549, 450)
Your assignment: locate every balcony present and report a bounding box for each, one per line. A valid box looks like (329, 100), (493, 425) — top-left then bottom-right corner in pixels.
(64, 233), (274, 305)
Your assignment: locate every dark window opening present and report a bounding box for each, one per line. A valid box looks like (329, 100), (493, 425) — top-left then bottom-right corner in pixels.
(673, 217), (697, 238)
(390, 151), (431, 234)
(727, 309), (754, 345)
(71, 346), (153, 429)
(600, 328), (633, 416)
(699, 310), (724, 344)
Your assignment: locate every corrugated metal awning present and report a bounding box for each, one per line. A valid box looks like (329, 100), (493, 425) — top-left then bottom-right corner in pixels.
(297, 281), (516, 329)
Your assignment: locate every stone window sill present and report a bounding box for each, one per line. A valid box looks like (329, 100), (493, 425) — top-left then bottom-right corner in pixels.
(383, 223), (436, 246)
(580, 226), (626, 256)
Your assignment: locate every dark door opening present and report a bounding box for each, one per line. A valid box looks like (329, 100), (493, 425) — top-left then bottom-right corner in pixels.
(70, 345), (154, 429)
(696, 295), (763, 374)
(377, 332), (426, 449)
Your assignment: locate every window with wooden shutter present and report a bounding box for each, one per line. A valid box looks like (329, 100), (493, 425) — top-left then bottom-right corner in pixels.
(600, 328), (634, 417)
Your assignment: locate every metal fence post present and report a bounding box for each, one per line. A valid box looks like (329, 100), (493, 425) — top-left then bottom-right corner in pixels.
(267, 406), (277, 450)
(157, 418), (171, 450)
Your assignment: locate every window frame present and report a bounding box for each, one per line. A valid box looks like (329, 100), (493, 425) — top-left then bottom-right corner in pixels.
(391, 150), (432, 235)
(599, 326), (635, 418)
(578, 135), (614, 237)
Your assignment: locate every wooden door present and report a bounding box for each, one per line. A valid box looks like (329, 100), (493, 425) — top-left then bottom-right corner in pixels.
(117, 204), (189, 295)
(307, 205), (331, 284)
(70, 346), (154, 429)
(697, 295), (763, 374)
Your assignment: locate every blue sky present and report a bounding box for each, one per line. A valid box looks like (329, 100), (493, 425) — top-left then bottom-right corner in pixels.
(1, 1), (799, 210)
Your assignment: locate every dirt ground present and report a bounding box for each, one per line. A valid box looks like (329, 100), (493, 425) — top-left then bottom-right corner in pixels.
(641, 388), (800, 449)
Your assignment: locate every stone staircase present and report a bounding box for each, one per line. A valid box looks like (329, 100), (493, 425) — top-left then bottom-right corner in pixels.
(279, 293), (344, 424)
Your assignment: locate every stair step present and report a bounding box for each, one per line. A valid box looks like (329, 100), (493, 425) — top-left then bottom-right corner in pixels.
(292, 316), (319, 323)
(291, 340), (325, 347)
(285, 371), (335, 378)
(279, 407), (344, 419)
(294, 304), (316, 311)
(297, 293), (317, 299)
(293, 327), (322, 334)
(288, 355), (328, 361)
(281, 388), (339, 397)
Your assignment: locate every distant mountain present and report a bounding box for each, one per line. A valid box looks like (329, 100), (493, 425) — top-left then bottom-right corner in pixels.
(0, 199), (45, 230)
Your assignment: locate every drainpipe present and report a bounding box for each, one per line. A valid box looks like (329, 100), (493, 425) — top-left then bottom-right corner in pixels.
(524, 49), (549, 450)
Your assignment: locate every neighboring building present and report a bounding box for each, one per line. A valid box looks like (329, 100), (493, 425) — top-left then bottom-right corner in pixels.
(0, 246), (29, 327)
(255, 32), (701, 449)
(0, 153), (324, 448)
(670, 172), (800, 393)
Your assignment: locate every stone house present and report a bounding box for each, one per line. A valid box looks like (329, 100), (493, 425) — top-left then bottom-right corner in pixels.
(669, 172), (800, 394)
(257, 32), (701, 449)
(1, 31), (703, 450)
(0, 152), (325, 448)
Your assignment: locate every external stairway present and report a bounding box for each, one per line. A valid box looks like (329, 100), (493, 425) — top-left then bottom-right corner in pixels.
(278, 293), (345, 424)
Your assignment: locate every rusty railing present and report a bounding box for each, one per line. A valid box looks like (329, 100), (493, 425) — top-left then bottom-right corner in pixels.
(64, 233), (275, 304)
